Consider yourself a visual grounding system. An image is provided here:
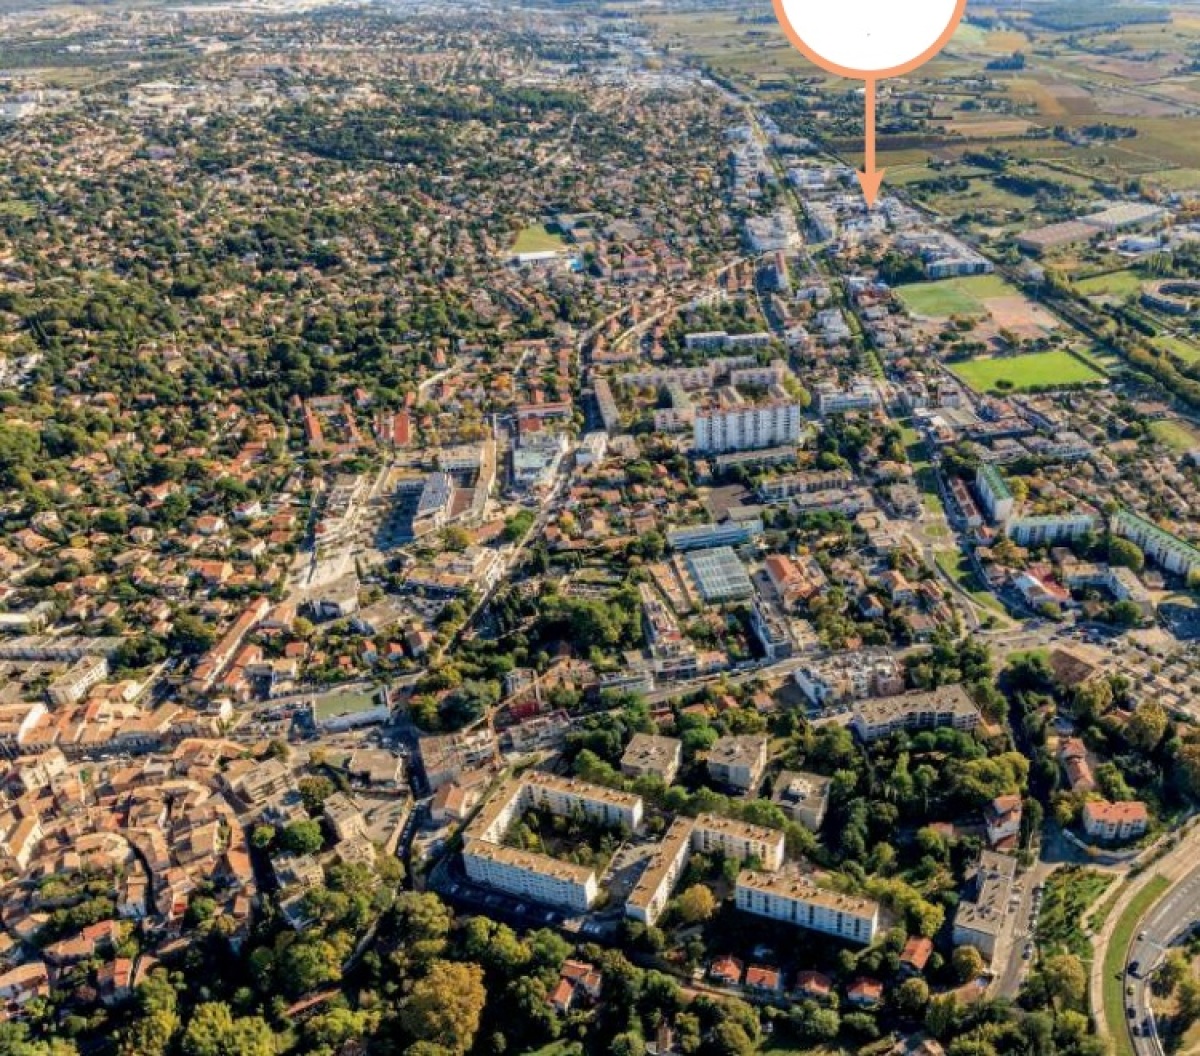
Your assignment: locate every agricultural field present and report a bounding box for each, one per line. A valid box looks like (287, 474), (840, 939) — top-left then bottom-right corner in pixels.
(950, 350), (1106, 392)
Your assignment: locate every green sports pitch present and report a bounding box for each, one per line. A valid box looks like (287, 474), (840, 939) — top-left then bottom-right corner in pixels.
(950, 350), (1105, 392)
(895, 274), (1017, 318)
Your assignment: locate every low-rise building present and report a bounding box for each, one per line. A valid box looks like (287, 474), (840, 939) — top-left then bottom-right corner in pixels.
(1082, 800), (1148, 843)
(952, 850), (1015, 961)
(706, 735), (768, 792)
(771, 770), (831, 831)
(620, 733), (682, 785)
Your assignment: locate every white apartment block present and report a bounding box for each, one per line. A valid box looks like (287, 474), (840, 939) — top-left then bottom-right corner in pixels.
(625, 817), (695, 925)
(692, 813), (785, 871)
(624, 813), (786, 925)
(461, 773), (644, 911)
(1111, 509), (1200, 578)
(1082, 800), (1148, 843)
(735, 869), (880, 945)
(815, 381), (879, 418)
(952, 850), (1015, 960)
(48, 656), (109, 708)
(463, 841), (598, 912)
(975, 465), (1015, 524)
(1006, 514), (1096, 548)
(693, 403), (803, 454)
(851, 686), (981, 744)
(620, 733), (682, 785)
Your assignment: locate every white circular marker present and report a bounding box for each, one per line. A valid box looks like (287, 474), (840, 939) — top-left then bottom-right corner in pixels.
(772, 0), (967, 203)
(773, 0), (966, 79)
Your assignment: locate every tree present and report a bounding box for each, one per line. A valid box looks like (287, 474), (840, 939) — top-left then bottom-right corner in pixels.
(299, 776), (336, 815)
(1125, 700), (1168, 752)
(181, 1003), (276, 1056)
(952, 945), (985, 983)
(170, 614), (216, 655)
(116, 968), (181, 1055)
(1108, 537), (1145, 572)
(895, 977), (931, 1017)
(1040, 953), (1087, 1012)
(399, 961), (486, 1055)
(1175, 741), (1200, 800)
(675, 884), (717, 925)
(280, 819), (324, 855)
(1155, 949), (1189, 997)
(710, 1020), (755, 1056)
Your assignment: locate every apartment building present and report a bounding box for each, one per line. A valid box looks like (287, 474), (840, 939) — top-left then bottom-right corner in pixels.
(750, 600), (793, 661)
(850, 686), (981, 744)
(461, 773), (645, 911)
(1111, 509), (1200, 578)
(693, 403), (803, 454)
(735, 869), (881, 945)
(975, 465), (1015, 524)
(691, 813), (785, 871)
(952, 850), (1015, 960)
(48, 656), (109, 708)
(707, 735), (769, 792)
(1006, 514), (1097, 548)
(771, 770), (831, 832)
(667, 520), (762, 552)
(814, 381), (879, 418)
(624, 817), (695, 925)
(620, 733), (682, 785)
(1082, 800), (1149, 843)
(463, 841), (598, 912)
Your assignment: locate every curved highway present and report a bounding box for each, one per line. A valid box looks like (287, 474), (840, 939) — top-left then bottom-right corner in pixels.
(1126, 860), (1200, 1056)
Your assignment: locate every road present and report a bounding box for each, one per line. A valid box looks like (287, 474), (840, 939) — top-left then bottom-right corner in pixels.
(1091, 820), (1200, 1053)
(1127, 858), (1200, 1055)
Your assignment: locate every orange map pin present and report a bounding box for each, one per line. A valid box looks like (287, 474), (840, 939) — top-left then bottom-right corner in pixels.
(772, 0), (968, 204)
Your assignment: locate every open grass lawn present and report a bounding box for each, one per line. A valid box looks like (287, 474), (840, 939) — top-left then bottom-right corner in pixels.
(951, 350), (1105, 393)
(1156, 335), (1200, 365)
(1075, 269), (1144, 300)
(1151, 419), (1200, 452)
(519, 1043), (583, 1056)
(896, 274), (1021, 319)
(935, 549), (1009, 617)
(0, 200), (35, 220)
(512, 224), (565, 255)
(1103, 875), (1171, 1056)
(312, 690), (378, 721)
(1036, 867), (1113, 961)
(897, 280), (986, 318)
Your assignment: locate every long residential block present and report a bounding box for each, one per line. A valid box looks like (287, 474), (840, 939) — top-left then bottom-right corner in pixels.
(735, 869), (881, 945)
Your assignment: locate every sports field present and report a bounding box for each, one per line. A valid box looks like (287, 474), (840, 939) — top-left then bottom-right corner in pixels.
(1075, 269), (1144, 299)
(1151, 419), (1200, 452)
(951, 350), (1105, 392)
(512, 224), (565, 255)
(896, 274), (1019, 319)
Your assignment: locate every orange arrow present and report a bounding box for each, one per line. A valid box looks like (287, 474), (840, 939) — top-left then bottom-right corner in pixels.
(856, 78), (886, 206)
